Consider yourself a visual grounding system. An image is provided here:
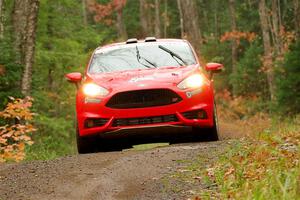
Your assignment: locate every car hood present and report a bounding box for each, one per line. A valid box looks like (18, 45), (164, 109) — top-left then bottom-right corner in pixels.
(86, 65), (200, 90)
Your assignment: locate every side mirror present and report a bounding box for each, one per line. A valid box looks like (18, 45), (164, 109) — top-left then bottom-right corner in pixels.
(65, 72), (82, 89)
(205, 63), (224, 79)
(65, 72), (82, 83)
(205, 63), (224, 72)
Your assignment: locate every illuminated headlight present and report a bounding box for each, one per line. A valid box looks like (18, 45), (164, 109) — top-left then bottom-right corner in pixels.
(82, 83), (109, 97)
(177, 74), (205, 90)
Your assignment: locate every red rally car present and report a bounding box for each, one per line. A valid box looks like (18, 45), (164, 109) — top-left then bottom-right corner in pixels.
(66, 37), (223, 153)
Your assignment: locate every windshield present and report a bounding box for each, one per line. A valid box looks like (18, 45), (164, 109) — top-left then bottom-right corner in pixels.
(88, 41), (197, 73)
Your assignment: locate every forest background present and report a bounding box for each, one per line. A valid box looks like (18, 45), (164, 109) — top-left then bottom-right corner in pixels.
(0, 0), (299, 161)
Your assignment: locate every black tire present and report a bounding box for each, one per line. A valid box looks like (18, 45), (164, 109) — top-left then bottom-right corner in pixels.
(76, 127), (97, 154)
(192, 105), (219, 141)
(76, 125), (127, 153)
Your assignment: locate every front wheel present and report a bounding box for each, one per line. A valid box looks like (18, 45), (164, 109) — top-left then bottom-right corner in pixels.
(76, 125), (127, 153)
(192, 106), (219, 141)
(76, 127), (97, 154)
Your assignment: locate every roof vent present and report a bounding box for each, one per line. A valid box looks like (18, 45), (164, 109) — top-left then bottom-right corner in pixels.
(145, 37), (157, 42)
(126, 38), (138, 44)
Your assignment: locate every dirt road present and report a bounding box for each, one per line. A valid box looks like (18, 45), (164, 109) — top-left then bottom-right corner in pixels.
(0, 123), (239, 200)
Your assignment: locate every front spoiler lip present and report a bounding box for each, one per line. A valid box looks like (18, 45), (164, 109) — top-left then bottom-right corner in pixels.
(80, 112), (212, 137)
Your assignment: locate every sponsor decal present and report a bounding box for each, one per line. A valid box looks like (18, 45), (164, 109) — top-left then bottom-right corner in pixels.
(129, 77), (154, 83)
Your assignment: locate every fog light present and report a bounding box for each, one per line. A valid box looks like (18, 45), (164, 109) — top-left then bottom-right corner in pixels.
(198, 110), (207, 119)
(85, 119), (94, 128)
(182, 109), (207, 120)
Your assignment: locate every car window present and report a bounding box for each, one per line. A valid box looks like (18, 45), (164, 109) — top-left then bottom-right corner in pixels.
(88, 42), (197, 73)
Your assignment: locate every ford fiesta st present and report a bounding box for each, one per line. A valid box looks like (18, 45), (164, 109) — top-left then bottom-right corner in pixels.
(66, 37), (223, 153)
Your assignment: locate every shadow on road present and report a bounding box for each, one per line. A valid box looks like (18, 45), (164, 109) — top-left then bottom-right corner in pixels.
(89, 126), (220, 153)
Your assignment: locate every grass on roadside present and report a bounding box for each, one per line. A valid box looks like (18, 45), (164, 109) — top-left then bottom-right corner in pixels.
(25, 115), (77, 161)
(199, 117), (300, 199)
(131, 143), (169, 151)
(162, 116), (300, 200)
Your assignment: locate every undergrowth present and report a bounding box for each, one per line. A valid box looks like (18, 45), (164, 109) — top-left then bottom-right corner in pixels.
(201, 117), (300, 199)
(187, 116), (300, 200)
(163, 94), (300, 200)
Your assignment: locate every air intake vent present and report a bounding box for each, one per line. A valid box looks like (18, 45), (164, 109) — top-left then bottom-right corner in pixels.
(145, 37), (157, 42)
(112, 114), (178, 127)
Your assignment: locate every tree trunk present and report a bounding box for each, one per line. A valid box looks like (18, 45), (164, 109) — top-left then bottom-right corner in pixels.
(115, 9), (127, 40)
(214, 0), (219, 38)
(259, 0), (276, 101)
(163, 0), (168, 38)
(0, 0), (4, 39)
(202, 1), (208, 36)
(21, 0), (39, 95)
(271, 0), (282, 55)
(228, 0), (238, 75)
(12, 0), (30, 64)
(139, 0), (149, 37)
(176, 0), (184, 38)
(154, 0), (161, 38)
(47, 68), (54, 91)
(277, 0), (282, 30)
(177, 0), (202, 50)
(294, 0), (300, 38)
(82, 0), (87, 26)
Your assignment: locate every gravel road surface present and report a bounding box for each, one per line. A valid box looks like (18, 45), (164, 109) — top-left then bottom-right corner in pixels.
(0, 122), (238, 200)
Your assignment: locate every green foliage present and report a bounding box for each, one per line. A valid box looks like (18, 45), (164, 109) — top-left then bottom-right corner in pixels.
(0, 39), (23, 108)
(277, 42), (300, 114)
(123, 0), (140, 38)
(199, 0), (230, 37)
(34, 0), (104, 97)
(163, 1), (181, 38)
(23, 0), (108, 160)
(0, 0), (23, 107)
(0, 0), (112, 161)
(25, 115), (76, 161)
(235, 1), (260, 33)
(207, 118), (300, 199)
(164, 117), (300, 199)
(229, 41), (268, 97)
(200, 38), (232, 91)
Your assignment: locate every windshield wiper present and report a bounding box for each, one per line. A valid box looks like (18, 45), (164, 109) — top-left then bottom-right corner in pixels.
(136, 46), (157, 68)
(158, 45), (188, 66)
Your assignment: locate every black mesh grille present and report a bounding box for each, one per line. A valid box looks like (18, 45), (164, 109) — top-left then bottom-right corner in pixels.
(106, 89), (182, 109)
(112, 114), (178, 127)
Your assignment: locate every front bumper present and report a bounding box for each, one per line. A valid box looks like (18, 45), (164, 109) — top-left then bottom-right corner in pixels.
(76, 87), (214, 137)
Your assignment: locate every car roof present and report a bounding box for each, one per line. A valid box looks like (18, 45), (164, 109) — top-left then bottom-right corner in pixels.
(96, 38), (188, 51)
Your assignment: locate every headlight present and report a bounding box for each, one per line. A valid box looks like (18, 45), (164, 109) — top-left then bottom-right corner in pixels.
(82, 83), (109, 97)
(177, 74), (205, 90)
